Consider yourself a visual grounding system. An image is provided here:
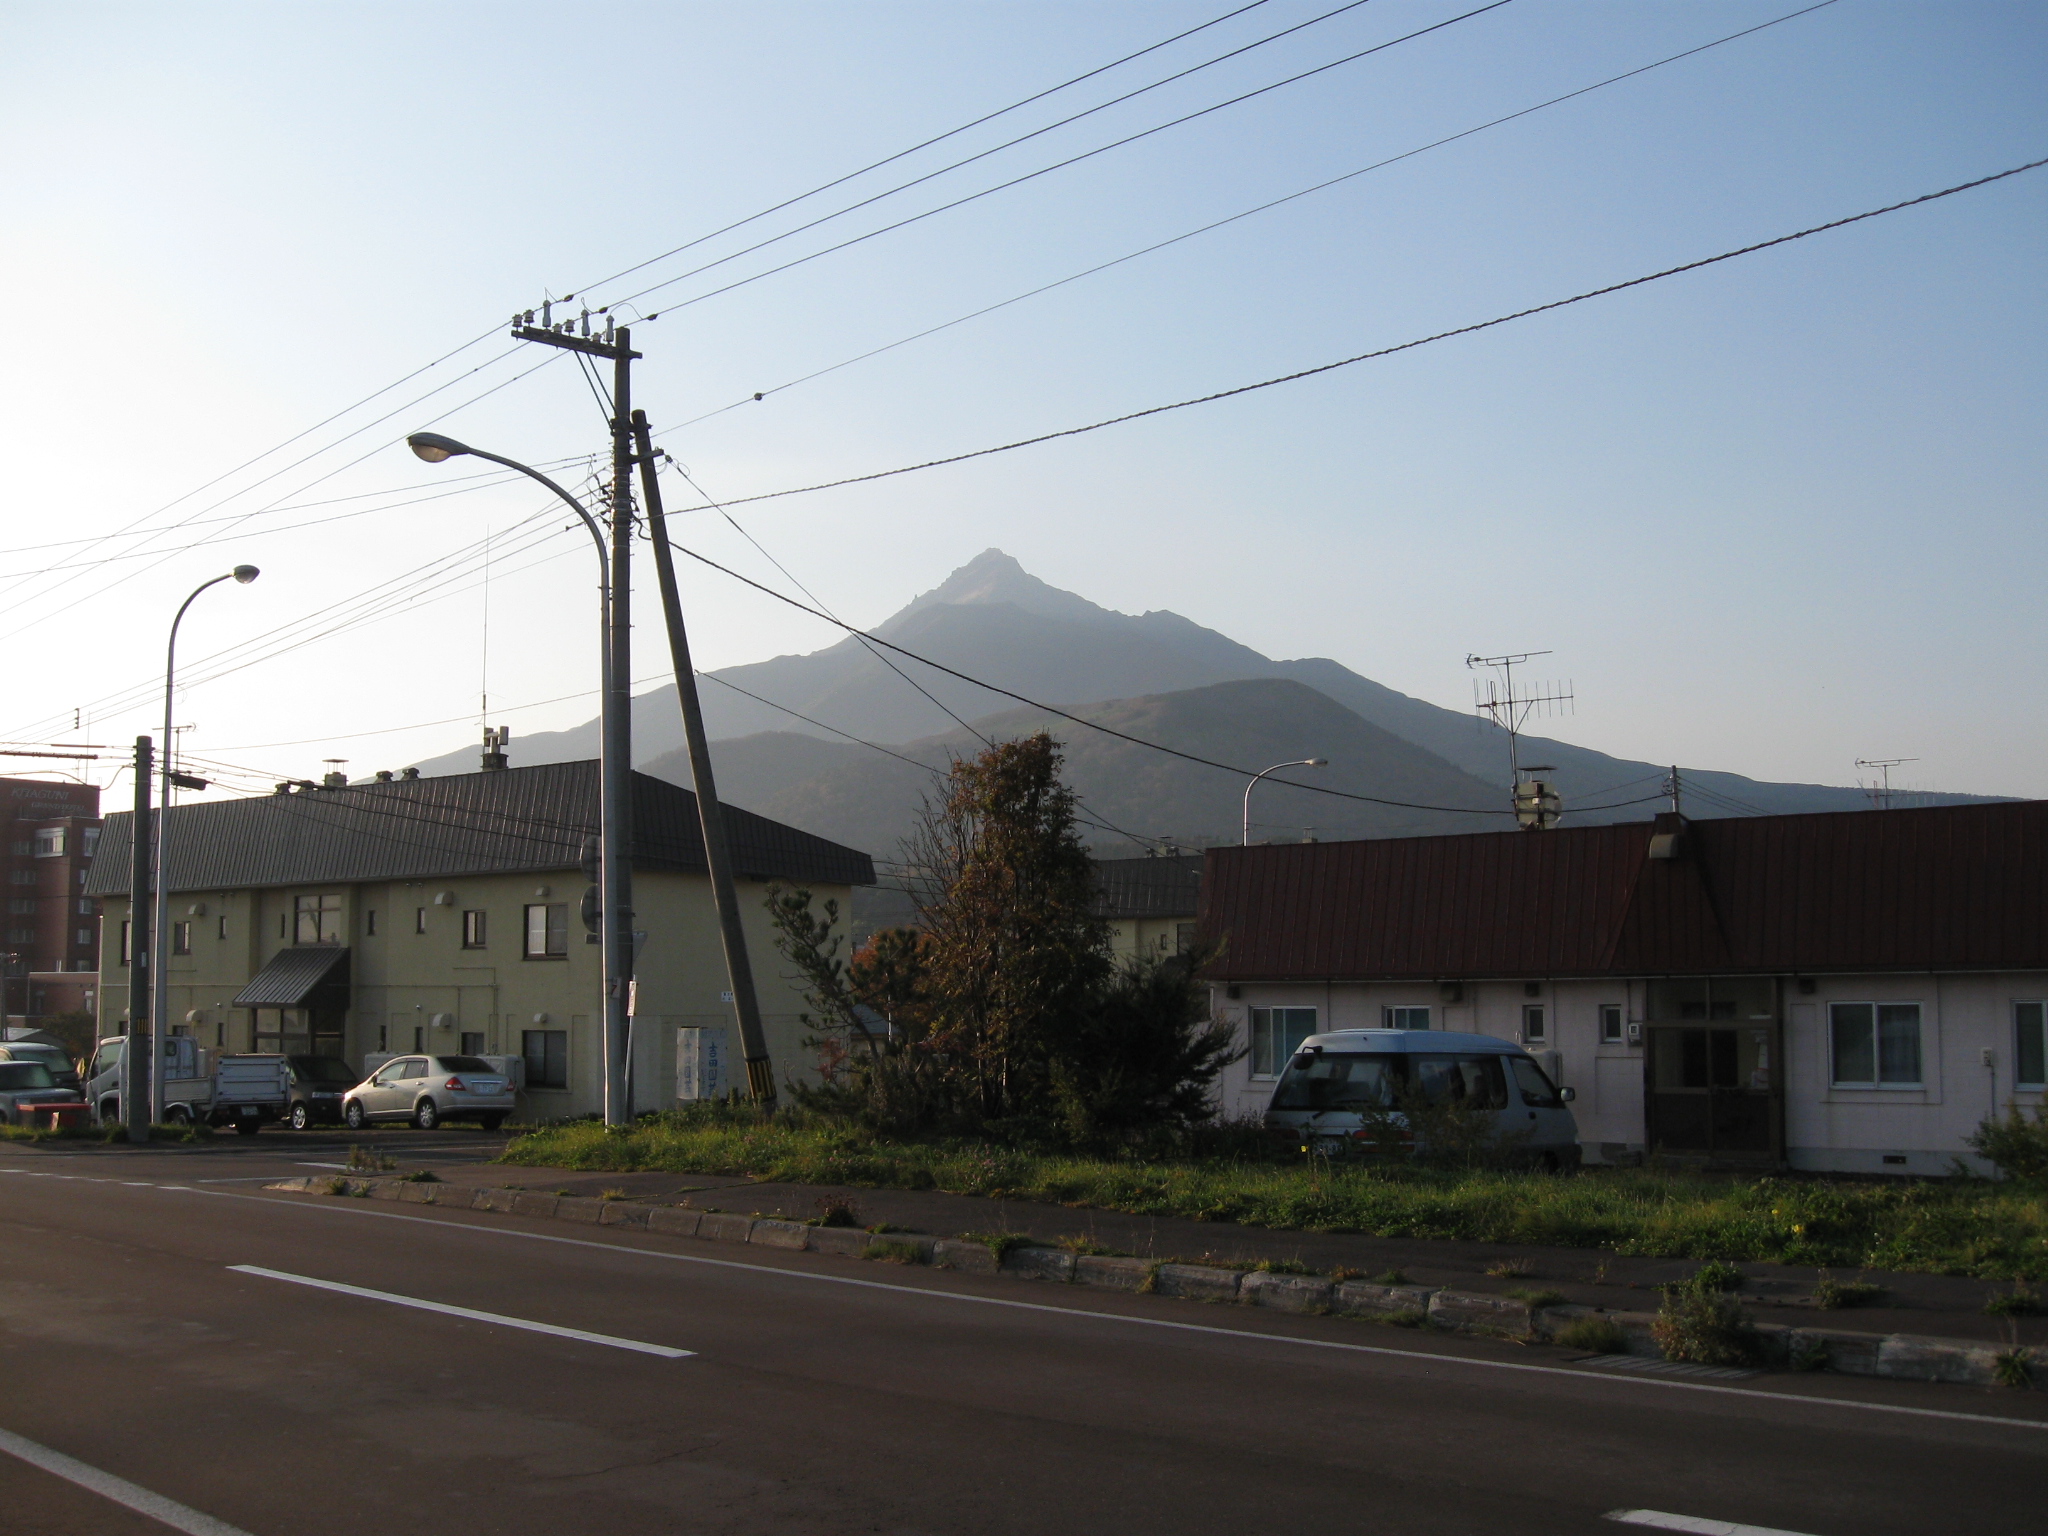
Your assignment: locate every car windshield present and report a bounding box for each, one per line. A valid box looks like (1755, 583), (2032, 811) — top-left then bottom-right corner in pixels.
(0, 1061), (57, 1090)
(6, 1046), (70, 1072)
(1271, 1051), (1510, 1112)
(289, 1055), (360, 1087)
(438, 1056), (495, 1074)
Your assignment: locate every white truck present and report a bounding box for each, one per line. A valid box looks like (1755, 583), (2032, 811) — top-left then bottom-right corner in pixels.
(85, 1036), (291, 1135)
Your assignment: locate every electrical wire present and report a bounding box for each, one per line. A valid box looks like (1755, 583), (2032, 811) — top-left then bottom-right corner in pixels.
(697, 154), (2048, 512)
(662, 0), (1841, 435)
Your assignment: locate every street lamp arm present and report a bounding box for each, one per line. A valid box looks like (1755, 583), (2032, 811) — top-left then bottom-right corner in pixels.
(408, 435), (608, 567)
(1242, 757), (1329, 846)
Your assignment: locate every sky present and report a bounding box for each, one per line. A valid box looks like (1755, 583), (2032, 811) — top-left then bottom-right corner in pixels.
(0, 0), (2042, 813)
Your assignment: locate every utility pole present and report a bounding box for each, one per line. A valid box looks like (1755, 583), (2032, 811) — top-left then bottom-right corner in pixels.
(631, 410), (777, 1106)
(124, 736), (152, 1143)
(510, 305), (639, 1124)
(1666, 766), (1682, 816)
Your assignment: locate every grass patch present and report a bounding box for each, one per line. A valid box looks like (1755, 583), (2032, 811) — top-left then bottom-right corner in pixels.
(1508, 1288), (1568, 1309)
(1371, 1269), (1412, 1286)
(1378, 1308), (1429, 1328)
(1986, 1284), (2044, 1318)
(1993, 1347), (2036, 1391)
(599, 1187), (630, 1202)
(400, 1169), (439, 1184)
(345, 1145), (396, 1173)
(0, 1121), (210, 1145)
(499, 1107), (2048, 1280)
(1811, 1271), (1884, 1310)
(959, 1231), (1032, 1261)
(862, 1238), (925, 1264)
(1553, 1315), (1630, 1354)
(1484, 1260), (1534, 1279)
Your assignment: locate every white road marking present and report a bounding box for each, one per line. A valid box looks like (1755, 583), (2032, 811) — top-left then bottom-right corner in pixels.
(295, 1162), (352, 1170)
(0, 1423), (255, 1536)
(228, 1264), (694, 1358)
(1607, 1511), (1822, 1536)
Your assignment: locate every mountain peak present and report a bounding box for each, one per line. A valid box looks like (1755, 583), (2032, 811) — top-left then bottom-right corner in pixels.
(877, 548), (1119, 635)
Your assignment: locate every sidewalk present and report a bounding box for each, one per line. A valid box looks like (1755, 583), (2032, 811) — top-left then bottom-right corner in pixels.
(406, 1157), (2044, 1349)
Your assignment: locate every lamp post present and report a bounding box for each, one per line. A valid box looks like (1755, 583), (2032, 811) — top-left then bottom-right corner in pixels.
(1243, 758), (1327, 846)
(407, 432), (629, 1125)
(145, 566), (259, 1129)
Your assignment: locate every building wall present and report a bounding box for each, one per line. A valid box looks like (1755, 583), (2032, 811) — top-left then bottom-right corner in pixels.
(1107, 917), (1193, 963)
(2, 779), (101, 1020)
(97, 867), (852, 1118)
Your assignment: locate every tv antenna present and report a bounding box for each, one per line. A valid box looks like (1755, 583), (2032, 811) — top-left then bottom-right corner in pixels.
(1855, 758), (1917, 811)
(1467, 652), (1573, 825)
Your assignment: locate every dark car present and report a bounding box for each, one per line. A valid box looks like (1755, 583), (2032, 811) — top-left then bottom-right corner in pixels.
(0, 1042), (80, 1095)
(285, 1054), (363, 1130)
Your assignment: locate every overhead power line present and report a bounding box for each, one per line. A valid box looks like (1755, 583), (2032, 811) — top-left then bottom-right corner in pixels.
(699, 154), (2048, 511)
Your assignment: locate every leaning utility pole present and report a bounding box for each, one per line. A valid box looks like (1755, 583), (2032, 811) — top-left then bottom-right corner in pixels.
(630, 410), (777, 1107)
(124, 736), (152, 1143)
(510, 305), (639, 1124)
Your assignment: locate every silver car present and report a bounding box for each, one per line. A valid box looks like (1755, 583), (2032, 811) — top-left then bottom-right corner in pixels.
(342, 1055), (513, 1131)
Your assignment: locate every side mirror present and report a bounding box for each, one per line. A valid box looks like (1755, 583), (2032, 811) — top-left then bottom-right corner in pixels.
(1558, 1086), (1576, 1102)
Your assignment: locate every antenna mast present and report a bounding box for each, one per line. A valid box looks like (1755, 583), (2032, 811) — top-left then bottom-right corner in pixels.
(1467, 651), (1573, 827)
(1855, 757), (1917, 811)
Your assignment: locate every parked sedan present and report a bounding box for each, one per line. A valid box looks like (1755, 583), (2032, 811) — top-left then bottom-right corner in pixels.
(0, 1060), (87, 1125)
(342, 1055), (513, 1131)
(0, 1042), (81, 1094)
(285, 1054), (363, 1130)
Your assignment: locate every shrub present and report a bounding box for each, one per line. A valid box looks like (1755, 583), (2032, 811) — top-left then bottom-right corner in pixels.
(1985, 1285), (2044, 1318)
(1967, 1103), (2048, 1181)
(1993, 1347), (2036, 1391)
(1554, 1315), (1630, 1354)
(1653, 1270), (1761, 1366)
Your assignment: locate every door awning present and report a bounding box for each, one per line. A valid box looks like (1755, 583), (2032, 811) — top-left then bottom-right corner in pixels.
(232, 946), (350, 1008)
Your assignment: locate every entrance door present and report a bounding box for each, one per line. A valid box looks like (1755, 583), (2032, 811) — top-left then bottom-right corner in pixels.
(1646, 1026), (1777, 1157)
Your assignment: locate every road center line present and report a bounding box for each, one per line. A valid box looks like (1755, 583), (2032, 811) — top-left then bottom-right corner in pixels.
(0, 1423), (255, 1536)
(227, 1264), (694, 1358)
(1607, 1511), (1821, 1536)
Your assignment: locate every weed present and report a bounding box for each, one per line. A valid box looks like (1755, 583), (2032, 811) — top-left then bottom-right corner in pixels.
(1371, 1269), (1411, 1286)
(599, 1187), (630, 1202)
(1138, 1262), (1164, 1295)
(1058, 1235), (1117, 1256)
(1485, 1261), (1533, 1279)
(1811, 1271), (1884, 1310)
(813, 1195), (864, 1228)
(864, 1221), (908, 1234)
(1379, 1309), (1429, 1328)
(400, 1169), (440, 1184)
(1993, 1347), (2036, 1391)
(1653, 1270), (1761, 1367)
(1688, 1260), (1746, 1293)
(1508, 1288), (1567, 1309)
(323, 1176), (351, 1197)
(960, 1231), (1031, 1261)
(1790, 1338), (1832, 1372)
(1328, 1267), (1362, 1283)
(344, 1145), (396, 1173)
(1553, 1315), (1630, 1354)
(554, 1189), (572, 1197)
(862, 1238), (925, 1264)
(1250, 1257), (1314, 1276)
(1985, 1284), (2044, 1318)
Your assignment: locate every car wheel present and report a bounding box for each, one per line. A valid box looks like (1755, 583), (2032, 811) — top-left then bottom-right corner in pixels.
(1538, 1150), (1561, 1173)
(413, 1098), (440, 1131)
(235, 1119), (261, 1137)
(479, 1113), (505, 1131)
(289, 1102), (311, 1131)
(165, 1104), (192, 1126)
(343, 1100), (367, 1131)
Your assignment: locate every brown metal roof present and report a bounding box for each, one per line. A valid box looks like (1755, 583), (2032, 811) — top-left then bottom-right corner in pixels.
(1197, 801), (2048, 980)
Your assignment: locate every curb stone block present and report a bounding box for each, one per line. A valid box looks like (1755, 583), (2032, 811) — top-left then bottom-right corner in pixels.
(1243, 1272), (1334, 1315)
(806, 1226), (875, 1257)
(646, 1207), (702, 1238)
(1878, 1333), (2001, 1387)
(510, 1192), (560, 1220)
(397, 1183), (439, 1204)
(863, 1235), (935, 1263)
(473, 1188), (519, 1213)
(1154, 1264), (1243, 1302)
(699, 1213), (756, 1243)
(1428, 1290), (1533, 1336)
(598, 1201), (649, 1228)
(1001, 1247), (1075, 1282)
(932, 1240), (1000, 1274)
(749, 1219), (810, 1250)
(1073, 1255), (1154, 1292)
(555, 1196), (604, 1224)
(1334, 1281), (1438, 1319)
(368, 1181), (405, 1201)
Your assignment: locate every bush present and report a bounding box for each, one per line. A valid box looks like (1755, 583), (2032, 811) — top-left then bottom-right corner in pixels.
(1653, 1271), (1761, 1366)
(1554, 1315), (1630, 1354)
(1968, 1103), (2048, 1181)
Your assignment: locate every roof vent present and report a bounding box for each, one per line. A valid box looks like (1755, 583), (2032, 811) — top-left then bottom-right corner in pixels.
(400, 767), (420, 781)
(375, 770), (394, 783)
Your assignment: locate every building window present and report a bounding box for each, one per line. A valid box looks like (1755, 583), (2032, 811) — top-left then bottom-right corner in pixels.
(461, 1031), (485, 1056)
(83, 827), (100, 857)
(120, 919), (132, 965)
(217, 915), (228, 940)
(1382, 1006), (1430, 1031)
(1831, 1002), (1923, 1087)
(1249, 1006), (1318, 1078)
(1174, 922), (1197, 955)
(365, 909), (377, 937)
(462, 910), (487, 949)
(2015, 1001), (2045, 1090)
(376, 1025), (388, 1052)
(6, 898), (33, 915)
(76, 928), (93, 948)
(33, 828), (64, 857)
(8, 870), (34, 886)
(524, 903), (569, 959)
(8, 841), (26, 857)
(1600, 1003), (1624, 1044)
(294, 892), (341, 944)
(172, 921), (192, 956)
(524, 1028), (568, 1089)
(77, 897), (93, 915)
(415, 907), (427, 935)
(1522, 1004), (1547, 1044)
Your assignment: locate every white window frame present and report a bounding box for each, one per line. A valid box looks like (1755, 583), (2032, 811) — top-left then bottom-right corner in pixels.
(2016, 1001), (2046, 1090)
(1381, 1005), (1431, 1031)
(1829, 1001), (1924, 1088)
(1248, 1006), (1319, 1079)
(1599, 1003), (1624, 1044)
(1521, 1003), (1547, 1044)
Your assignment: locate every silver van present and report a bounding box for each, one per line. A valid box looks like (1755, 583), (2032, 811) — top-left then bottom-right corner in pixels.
(1262, 1029), (1581, 1169)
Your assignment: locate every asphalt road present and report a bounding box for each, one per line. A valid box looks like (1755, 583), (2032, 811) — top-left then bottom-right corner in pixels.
(2, 1144), (2042, 1536)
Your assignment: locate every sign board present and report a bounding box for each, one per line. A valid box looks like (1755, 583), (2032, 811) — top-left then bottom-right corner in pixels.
(676, 1025), (728, 1102)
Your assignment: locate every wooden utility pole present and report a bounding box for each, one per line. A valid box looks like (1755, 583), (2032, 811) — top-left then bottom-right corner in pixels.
(123, 736), (152, 1143)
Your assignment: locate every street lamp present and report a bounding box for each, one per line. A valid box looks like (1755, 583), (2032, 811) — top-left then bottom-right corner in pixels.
(406, 431), (631, 1125)
(139, 566), (259, 1135)
(1243, 758), (1328, 846)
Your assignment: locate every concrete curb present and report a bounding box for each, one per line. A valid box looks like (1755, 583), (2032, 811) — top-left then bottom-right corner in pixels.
(265, 1175), (2027, 1390)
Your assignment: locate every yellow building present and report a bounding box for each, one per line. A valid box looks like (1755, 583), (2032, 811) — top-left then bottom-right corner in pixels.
(86, 761), (871, 1117)
(1096, 853), (1203, 961)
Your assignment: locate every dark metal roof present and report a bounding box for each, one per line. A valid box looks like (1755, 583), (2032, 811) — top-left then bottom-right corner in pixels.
(232, 946), (350, 1007)
(1198, 801), (2048, 980)
(1094, 854), (1203, 920)
(87, 761), (875, 897)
